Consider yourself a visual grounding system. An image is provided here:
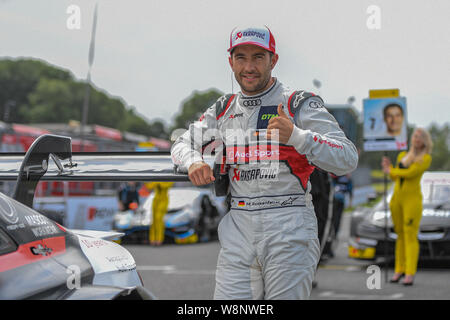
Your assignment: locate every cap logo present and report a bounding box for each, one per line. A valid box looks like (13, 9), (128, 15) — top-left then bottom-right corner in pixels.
(243, 30), (265, 40)
(235, 32), (243, 40)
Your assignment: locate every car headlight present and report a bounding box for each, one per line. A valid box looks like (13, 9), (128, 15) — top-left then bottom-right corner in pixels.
(371, 211), (393, 228)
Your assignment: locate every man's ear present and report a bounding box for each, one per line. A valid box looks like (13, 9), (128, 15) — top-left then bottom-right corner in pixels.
(270, 53), (279, 70)
(228, 55), (233, 69)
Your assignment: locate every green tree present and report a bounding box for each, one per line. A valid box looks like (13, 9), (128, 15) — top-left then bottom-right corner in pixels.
(0, 58), (168, 138)
(428, 123), (450, 171)
(147, 120), (169, 140)
(0, 59), (72, 123)
(26, 78), (83, 123)
(171, 89), (223, 131)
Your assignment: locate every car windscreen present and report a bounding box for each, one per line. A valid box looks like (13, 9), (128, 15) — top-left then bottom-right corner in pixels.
(422, 184), (450, 203)
(0, 228), (17, 255)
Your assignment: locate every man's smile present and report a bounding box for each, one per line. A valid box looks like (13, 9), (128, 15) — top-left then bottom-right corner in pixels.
(242, 73), (259, 80)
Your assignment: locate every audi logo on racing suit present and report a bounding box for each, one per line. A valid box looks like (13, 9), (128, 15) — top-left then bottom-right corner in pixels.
(308, 101), (324, 109)
(242, 99), (262, 107)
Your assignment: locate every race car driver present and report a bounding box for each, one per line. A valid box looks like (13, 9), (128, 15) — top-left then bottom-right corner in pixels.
(171, 26), (358, 299)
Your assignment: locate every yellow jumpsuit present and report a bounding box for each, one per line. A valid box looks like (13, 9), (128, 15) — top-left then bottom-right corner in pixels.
(145, 182), (173, 243)
(389, 152), (431, 276)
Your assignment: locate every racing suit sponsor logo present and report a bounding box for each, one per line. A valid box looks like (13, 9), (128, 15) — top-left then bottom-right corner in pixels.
(257, 105), (278, 129)
(226, 145), (280, 164)
(280, 196), (299, 206)
(260, 114), (278, 120)
(232, 168), (278, 181)
(292, 91), (306, 109)
(242, 99), (261, 107)
(229, 113), (244, 119)
(308, 100), (325, 109)
(313, 136), (344, 150)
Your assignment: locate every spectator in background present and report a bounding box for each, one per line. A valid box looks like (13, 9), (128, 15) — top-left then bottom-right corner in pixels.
(117, 181), (140, 212)
(382, 127), (432, 286)
(144, 181), (174, 246)
(323, 173), (353, 258)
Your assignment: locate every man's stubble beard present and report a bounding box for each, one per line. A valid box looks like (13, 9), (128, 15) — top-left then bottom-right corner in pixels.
(235, 71), (272, 96)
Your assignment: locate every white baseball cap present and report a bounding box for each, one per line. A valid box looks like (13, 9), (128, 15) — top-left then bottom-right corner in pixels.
(228, 26), (276, 54)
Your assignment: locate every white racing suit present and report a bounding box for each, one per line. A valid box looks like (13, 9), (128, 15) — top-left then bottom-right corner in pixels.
(171, 79), (358, 299)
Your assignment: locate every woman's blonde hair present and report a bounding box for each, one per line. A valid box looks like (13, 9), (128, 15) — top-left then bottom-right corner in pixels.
(413, 127), (433, 154)
(401, 127), (433, 167)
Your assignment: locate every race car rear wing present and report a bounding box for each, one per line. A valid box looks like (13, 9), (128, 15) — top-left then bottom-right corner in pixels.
(0, 134), (191, 207)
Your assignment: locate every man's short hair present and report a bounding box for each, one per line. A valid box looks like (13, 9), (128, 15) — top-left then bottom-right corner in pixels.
(383, 103), (403, 119)
(230, 48), (274, 58)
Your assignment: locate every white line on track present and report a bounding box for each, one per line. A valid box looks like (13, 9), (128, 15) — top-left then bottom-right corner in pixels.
(137, 265), (176, 271)
(318, 291), (404, 300)
(137, 265), (216, 275)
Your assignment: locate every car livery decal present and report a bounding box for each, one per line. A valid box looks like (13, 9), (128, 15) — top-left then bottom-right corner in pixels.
(78, 235), (136, 273)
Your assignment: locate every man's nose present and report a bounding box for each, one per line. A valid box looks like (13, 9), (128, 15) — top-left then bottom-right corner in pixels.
(242, 60), (257, 73)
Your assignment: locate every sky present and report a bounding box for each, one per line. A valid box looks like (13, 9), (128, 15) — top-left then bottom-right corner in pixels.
(1, 0), (449, 129)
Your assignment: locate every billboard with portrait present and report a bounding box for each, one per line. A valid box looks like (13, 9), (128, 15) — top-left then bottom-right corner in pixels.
(363, 97), (408, 151)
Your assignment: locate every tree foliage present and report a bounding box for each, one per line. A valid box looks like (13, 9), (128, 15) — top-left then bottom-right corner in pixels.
(0, 58), (165, 138)
(171, 89), (223, 131)
(428, 123), (450, 171)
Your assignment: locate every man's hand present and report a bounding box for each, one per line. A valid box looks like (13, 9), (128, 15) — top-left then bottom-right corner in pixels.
(266, 103), (293, 144)
(188, 161), (215, 186)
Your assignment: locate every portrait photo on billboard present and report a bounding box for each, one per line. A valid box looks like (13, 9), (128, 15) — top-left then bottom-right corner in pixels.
(363, 97), (408, 151)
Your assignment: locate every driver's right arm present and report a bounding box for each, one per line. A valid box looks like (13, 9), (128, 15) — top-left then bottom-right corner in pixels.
(171, 103), (219, 186)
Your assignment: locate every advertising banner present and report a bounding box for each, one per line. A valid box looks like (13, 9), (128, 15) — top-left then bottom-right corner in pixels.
(34, 196), (119, 231)
(363, 92), (408, 152)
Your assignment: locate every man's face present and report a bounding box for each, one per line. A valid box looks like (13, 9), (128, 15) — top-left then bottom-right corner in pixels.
(384, 106), (404, 136)
(229, 44), (278, 96)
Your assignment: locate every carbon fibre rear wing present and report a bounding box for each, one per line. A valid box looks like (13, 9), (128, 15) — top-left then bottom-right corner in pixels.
(0, 134), (191, 207)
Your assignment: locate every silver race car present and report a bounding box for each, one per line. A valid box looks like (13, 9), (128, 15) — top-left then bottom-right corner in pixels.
(0, 134), (190, 299)
(348, 171), (450, 261)
(113, 187), (227, 244)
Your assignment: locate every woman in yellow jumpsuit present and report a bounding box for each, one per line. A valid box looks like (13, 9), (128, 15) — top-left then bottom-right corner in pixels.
(381, 128), (432, 285)
(145, 182), (174, 246)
